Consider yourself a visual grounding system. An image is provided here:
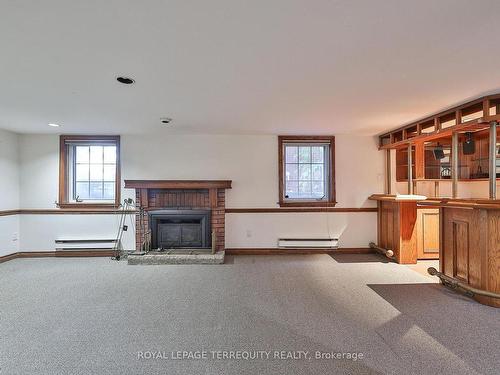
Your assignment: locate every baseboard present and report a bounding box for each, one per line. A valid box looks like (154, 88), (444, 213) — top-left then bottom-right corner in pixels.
(0, 252), (19, 263)
(225, 247), (374, 255)
(1, 248), (373, 263)
(0, 250), (116, 263)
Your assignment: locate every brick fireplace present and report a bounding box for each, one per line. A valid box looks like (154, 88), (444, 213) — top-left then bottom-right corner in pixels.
(123, 180), (232, 252)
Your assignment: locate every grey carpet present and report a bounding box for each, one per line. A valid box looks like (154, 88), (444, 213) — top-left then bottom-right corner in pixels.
(0, 254), (498, 375)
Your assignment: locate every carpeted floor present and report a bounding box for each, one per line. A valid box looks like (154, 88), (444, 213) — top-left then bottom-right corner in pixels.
(0, 254), (498, 375)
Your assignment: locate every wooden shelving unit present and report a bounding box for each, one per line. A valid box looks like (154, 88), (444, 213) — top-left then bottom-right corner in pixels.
(395, 147), (415, 182)
(379, 94), (500, 150)
(384, 94), (500, 183)
(375, 94), (500, 308)
(424, 142), (451, 180)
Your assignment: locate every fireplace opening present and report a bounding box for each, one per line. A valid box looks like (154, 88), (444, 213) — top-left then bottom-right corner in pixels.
(149, 210), (211, 250)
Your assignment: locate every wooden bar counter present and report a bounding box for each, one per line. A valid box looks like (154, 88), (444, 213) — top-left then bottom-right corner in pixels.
(369, 194), (435, 264)
(419, 199), (500, 308)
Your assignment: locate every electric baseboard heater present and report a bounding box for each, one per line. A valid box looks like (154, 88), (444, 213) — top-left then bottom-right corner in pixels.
(55, 238), (118, 251)
(278, 238), (339, 249)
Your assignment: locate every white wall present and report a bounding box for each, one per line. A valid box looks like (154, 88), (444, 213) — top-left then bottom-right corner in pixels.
(5, 130), (498, 254)
(14, 133), (385, 251)
(17, 134), (136, 250)
(0, 129), (20, 255)
(225, 212), (376, 249)
(18, 214), (136, 251)
(19, 135), (59, 209)
(121, 134), (384, 208)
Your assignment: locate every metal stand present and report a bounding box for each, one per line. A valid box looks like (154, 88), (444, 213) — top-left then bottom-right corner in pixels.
(112, 198), (134, 260)
(142, 230), (152, 253)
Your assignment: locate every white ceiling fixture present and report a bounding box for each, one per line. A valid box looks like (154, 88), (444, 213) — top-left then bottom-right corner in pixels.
(48, 123), (60, 127)
(1, 1), (500, 135)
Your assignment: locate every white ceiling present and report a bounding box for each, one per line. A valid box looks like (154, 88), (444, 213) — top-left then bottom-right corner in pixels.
(1, 0), (500, 136)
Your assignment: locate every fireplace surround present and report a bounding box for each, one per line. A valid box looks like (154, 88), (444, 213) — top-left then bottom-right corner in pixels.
(124, 180), (232, 252)
(149, 209), (211, 249)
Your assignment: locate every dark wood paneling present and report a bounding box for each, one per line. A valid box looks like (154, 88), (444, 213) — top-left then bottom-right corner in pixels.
(487, 211), (500, 305)
(419, 198), (500, 210)
(399, 201), (418, 264)
(452, 220), (470, 282)
(379, 201), (398, 260)
(414, 142), (425, 179)
(416, 209), (440, 259)
(375, 199), (419, 264)
(441, 206), (500, 307)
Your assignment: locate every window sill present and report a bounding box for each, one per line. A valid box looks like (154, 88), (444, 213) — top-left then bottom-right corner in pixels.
(279, 201), (337, 208)
(57, 202), (120, 209)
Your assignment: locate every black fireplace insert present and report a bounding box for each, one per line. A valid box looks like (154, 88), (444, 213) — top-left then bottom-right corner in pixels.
(149, 210), (211, 249)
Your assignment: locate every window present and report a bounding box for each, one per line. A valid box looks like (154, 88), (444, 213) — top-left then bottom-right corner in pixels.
(278, 136), (335, 206)
(59, 135), (120, 208)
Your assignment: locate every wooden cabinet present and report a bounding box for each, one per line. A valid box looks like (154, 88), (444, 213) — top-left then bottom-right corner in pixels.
(416, 208), (439, 259)
(378, 199), (418, 264)
(439, 204), (500, 307)
(371, 195), (440, 264)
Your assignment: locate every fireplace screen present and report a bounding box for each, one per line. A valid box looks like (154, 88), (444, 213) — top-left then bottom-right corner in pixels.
(149, 210), (211, 249)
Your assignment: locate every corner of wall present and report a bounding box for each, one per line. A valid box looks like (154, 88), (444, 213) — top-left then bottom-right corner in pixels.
(0, 128), (20, 255)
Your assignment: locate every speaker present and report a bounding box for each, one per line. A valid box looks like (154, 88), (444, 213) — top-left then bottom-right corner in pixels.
(462, 132), (475, 155)
(433, 145), (445, 160)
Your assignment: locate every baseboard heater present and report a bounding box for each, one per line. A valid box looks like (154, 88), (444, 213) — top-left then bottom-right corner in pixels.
(278, 238), (339, 249)
(55, 239), (117, 251)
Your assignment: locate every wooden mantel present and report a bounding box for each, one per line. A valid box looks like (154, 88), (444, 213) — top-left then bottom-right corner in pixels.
(124, 180), (232, 190)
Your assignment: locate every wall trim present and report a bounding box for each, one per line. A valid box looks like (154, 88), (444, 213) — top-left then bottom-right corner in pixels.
(225, 207), (377, 213)
(0, 250), (115, 263)
(0, 209), (20, 217)
(225, 247), (374, 255)
(20, 209), (131, 215)
(0, 207), (377, 216)
(0, 209), (133, 216)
